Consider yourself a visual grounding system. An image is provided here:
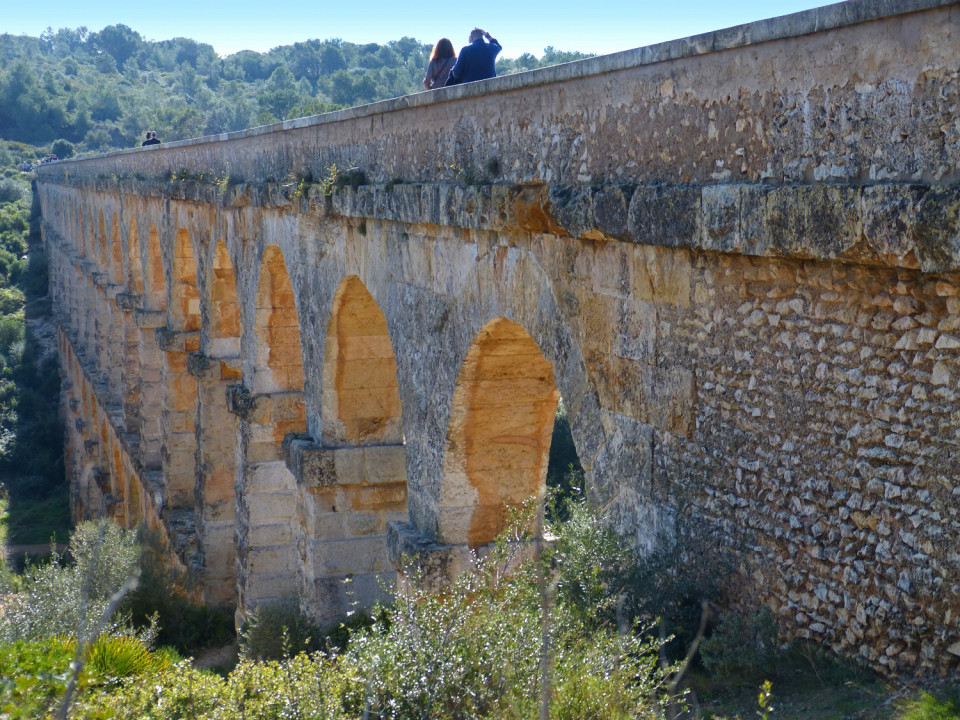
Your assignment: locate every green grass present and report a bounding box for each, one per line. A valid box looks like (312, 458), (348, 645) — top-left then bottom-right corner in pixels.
(895, 693), (960, 720)
(696, 676), (896, 719)
(689, 644), (897, 720)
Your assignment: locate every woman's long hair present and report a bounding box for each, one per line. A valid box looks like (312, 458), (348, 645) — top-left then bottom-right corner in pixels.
(430, 38), (455, 62)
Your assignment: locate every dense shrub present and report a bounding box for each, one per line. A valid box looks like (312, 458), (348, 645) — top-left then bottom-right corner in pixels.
(0, 178), (25, 204)
(127, 528), (234, 654)
(2, 505), (673, 719)
(239, 597), (323, 661)
(0, 519), (141, 643)
(340, 507), (670, 720)
(80, 654), (356, 720)
(895, 692), (960, 720)
(700, 606), (780, 683)
(549, 495), (632, 629)
(50, 138), (75, 159)
(0, 634), (171, 719)
(0, 636), (75, 719)
(0, 286), (24, 314)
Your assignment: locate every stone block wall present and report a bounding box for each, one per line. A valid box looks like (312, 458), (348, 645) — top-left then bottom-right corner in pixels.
(34, 0), (960, 676)
(652, 252), (960, 671)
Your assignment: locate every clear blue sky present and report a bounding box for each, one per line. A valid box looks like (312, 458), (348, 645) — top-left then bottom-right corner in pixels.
(5, 1), (836, 58)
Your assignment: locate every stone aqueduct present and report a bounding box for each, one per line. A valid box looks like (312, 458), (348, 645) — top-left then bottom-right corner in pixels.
(35, 0), (960, 675)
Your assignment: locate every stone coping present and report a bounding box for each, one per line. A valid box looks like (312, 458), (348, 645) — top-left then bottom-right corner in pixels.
(37, 176), (960, 273)
(36, 0), (955, 174)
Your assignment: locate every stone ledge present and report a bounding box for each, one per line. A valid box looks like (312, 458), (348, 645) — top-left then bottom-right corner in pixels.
(386, 521), (474, 592)
(155, 327), (200, 352)
(282, 433), (335, 486)
(283, 436), (408, 488)
(35, 0), (951, 170)
(115, 293), (142, 312)
(49, 177), (960, 272)
(225, 384), (256, 419)
(334, 181), (960, 272)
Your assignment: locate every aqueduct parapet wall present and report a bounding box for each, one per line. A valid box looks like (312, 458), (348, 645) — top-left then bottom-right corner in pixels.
(36, 0), (960, 675)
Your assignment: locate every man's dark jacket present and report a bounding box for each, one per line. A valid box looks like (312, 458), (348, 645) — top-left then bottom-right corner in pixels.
(446, 37), (502, 86)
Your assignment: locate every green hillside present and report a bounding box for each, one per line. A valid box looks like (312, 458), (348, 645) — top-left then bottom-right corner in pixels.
(0, 25), (592, 154)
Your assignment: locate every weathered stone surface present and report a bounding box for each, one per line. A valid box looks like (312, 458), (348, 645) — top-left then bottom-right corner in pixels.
(628, 186), (701, 248)
(114, 293), (142, 311)
(225, 384), (256, 419)
(39, 0), (960, 676)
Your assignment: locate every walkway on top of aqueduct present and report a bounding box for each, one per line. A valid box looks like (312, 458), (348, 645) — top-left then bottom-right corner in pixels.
(35, 0), (960, 677)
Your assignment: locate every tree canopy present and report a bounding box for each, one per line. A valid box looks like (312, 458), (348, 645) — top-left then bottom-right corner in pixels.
(0, 27), (593, 153)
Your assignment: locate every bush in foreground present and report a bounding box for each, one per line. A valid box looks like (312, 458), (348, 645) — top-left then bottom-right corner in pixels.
(0, 519), (140, 644)
(1, 504), (674, 719)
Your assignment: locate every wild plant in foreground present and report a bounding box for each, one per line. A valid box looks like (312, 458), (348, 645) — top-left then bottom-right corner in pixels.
(0, 518), (141, 644)
(342, 502), (671, 720)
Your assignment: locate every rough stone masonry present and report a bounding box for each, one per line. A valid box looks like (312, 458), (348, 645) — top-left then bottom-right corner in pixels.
(36, 0), (960, 676)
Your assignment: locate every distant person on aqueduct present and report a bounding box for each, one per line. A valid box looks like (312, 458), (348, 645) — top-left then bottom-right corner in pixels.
(445, 28), (501, 86)
(423, 38), (457, 89)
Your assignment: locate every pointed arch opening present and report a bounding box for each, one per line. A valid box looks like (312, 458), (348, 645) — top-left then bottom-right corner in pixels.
(440, 318), (560, 548)
(209, 239), (240, 358)
(79, 206), (89, 258)
(127, 471), (142, 526)
(253, 245), (304, 396)
(172, 228), (200, 332)
(321, 276), (403, 446)
(127, 218), (143, 295)
(146, 223), (165, 310)
(238, 245), (306, 610)
(110, 213), (123, 285)
(98, 210), (108, 269)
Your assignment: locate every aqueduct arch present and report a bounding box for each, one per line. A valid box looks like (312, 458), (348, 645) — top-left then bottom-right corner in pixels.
(208, 239), (241, 358)
(36, 0), (960, 675)
(321, 275), (403, 447)
(252, 244), (305, 397)
(235, 244), (307, 612)
(440, 318), (559, 548)
(292, 273), (409, 621)
(126, 217), (143, 295)
(190, 238), (243, 605)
